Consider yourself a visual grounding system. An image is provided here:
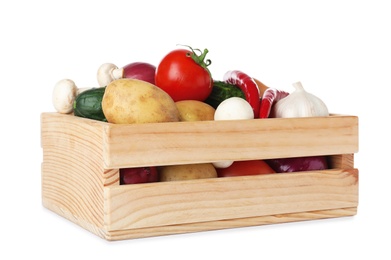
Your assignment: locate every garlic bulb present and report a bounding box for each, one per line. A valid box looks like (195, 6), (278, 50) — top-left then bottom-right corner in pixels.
(273, 81), (329, 118)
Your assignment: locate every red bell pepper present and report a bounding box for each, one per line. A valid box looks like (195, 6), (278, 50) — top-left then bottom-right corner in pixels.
(223, 70), (261, 118)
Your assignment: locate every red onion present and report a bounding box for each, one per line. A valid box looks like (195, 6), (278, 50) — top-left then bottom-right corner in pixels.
(265, 156), (329, 173)
(120, 166), (158, 184)
(122, 62), (156, 85)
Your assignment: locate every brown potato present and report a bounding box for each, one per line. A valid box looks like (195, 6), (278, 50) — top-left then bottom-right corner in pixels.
(159, 163), (217, 182)
(102, 78), (180, 124)
(175, 100), (215, 122)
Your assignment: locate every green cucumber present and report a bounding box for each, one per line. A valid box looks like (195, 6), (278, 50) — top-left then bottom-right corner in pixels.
(204, 81), (245, 109)
(73, 87), (107, 122)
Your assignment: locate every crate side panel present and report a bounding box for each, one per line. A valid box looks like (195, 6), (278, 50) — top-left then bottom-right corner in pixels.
(103, 115), (358, 168)
(41, 113), (112, 233)
(104, 207), (357, 240)
(104, 169), (358, 231)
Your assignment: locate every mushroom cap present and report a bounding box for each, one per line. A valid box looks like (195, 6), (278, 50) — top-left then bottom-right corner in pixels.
(52, 79), (78, 114)
(212, 160), (234, 169)
(97, 63), (122, 87)
(214, 97), (254, 120)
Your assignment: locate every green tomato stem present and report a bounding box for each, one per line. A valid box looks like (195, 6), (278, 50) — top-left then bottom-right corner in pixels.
(183, 45), (212, 77)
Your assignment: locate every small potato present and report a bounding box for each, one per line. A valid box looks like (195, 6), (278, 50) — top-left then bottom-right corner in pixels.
(102, 78), (180, 124)
(175, 100), (215, 122)
(159, 163), (217, 182)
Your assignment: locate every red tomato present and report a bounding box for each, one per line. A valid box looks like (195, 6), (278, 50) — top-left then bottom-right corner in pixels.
(217, 160), (275, 177)
(155, 47), (213, 102)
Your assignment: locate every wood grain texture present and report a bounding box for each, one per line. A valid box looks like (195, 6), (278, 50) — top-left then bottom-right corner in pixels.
(40, 113), (359, 240)
(41, 113), (116, 235)
(103, 207), (358, 241)
(104, 169), (358, 231)
(103, 114), (358, 168)
(329, 154), (355, 169)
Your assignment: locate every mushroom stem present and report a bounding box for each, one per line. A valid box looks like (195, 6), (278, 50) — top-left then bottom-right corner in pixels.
(77, 87), (90, 95)
(112, 68), (123, 80)
(97, 63), (123, 87)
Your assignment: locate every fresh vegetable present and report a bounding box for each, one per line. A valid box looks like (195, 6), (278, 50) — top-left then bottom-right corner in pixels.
(155, 46), (213, 102)
(204, 80), (245, 109)
(223, 70), (261, 118)
(214, 97), (254, 121)
(52, 79), (89, 114)
(259, 88), (289, 118)
(213, 161), (234, 169)
(102, 78), (180, 124)
(272, 81), (329, 118)
(122, 62), (156, 84)
(265, 156), (329, 173)
(175, 100), (215, 122)
(159, 163), (217, 182)
(252, 78), (270, 97)
(217, 160), (275, 177)
(74, 87), (107, 121)
(120, 166), (158, 184)
(97, 62), (156, 87)
(97, 63), (120, 87)
(213, 97), (254, 168)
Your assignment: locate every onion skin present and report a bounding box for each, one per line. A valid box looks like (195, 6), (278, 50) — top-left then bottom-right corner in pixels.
(120, 166), (158, 184)
(265, 156), (328, 173)
(272, 81), (329, 118)
(123, 62), (156, 85)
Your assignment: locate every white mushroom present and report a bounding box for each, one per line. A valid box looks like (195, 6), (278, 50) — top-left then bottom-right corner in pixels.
(97, 63), (123, 87)
(52, 79), (78, 114)
(52, 79), (90, 114)
(212, 97), (255, 168)
(212, 160), (234, 169)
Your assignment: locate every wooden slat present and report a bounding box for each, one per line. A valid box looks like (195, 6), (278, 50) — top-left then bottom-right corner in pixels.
(103, 207), (358, 241)
(104, 169), (358, 231)
(102, 115), (358, 168)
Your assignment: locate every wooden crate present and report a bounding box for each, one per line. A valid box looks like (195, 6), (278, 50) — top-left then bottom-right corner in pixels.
(40, 112), (359, 241)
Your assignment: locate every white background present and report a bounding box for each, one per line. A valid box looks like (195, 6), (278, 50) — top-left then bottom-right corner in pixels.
(1, 0), (389, 259)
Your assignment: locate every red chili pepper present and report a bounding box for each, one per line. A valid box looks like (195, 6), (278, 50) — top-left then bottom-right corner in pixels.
(223, 70), (261, 118)
(259, 88), (289, 118)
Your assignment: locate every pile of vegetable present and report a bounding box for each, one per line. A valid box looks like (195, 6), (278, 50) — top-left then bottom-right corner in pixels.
(52, 45), (330, 185)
